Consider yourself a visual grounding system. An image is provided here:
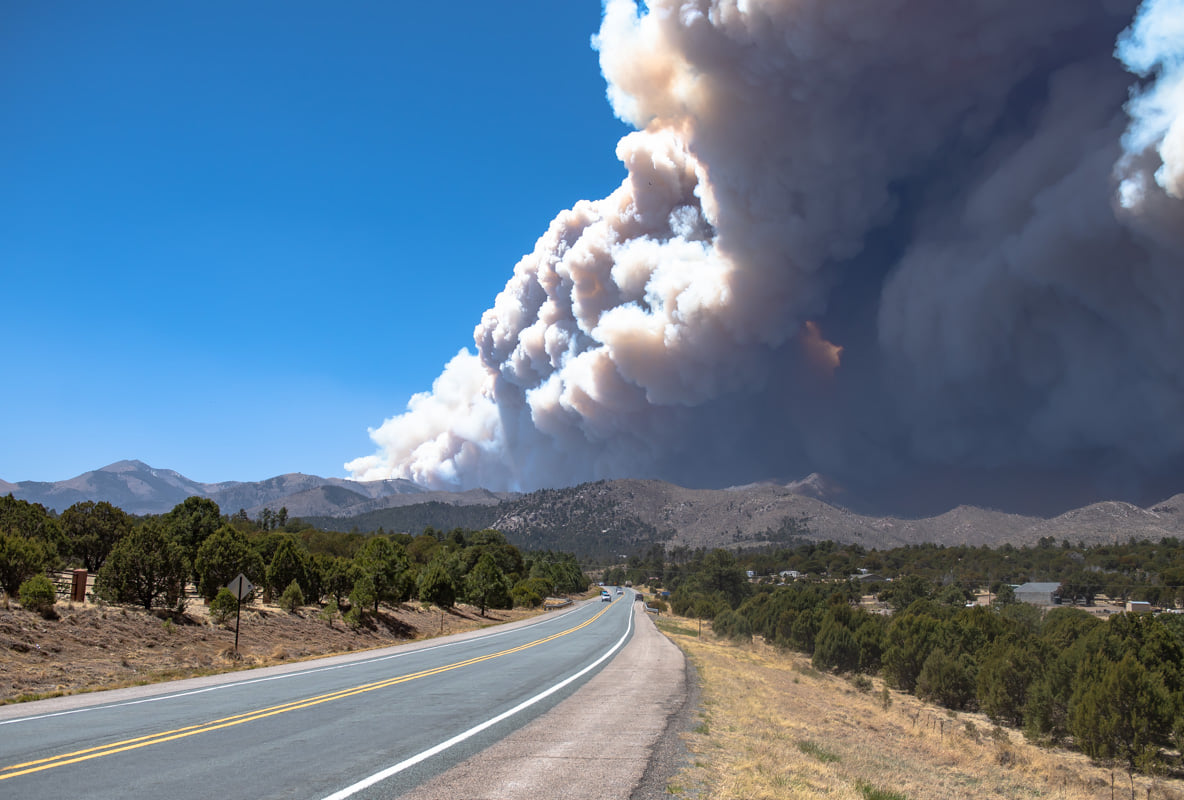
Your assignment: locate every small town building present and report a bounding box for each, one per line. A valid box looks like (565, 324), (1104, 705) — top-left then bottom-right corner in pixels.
(1014, 582), (1061, 607)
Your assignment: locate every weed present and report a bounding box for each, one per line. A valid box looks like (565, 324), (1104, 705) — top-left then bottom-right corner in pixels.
(851, 673), (873, 692)
(856, 780), (908, 800)
(798, 740), (842, 763)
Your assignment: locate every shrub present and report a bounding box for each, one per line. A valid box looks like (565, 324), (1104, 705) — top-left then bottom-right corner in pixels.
(279, 579), (305, 613)
(712, 609), (752, 642)
(320, 598), (339, 628)
(19, 573), (56, 616)
(851, 674), (873, 692)
(511, 576), (551, 608)
(916, 648), (976, 710)
(208, 588), (238, 626)
(813, 614), (860, 673)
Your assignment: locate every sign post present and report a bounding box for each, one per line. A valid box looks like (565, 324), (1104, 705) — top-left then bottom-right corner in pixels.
(226, 573), (254, 654)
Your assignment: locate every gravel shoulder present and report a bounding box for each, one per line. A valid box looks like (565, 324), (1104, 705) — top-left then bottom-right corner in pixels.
(397, 602), (690, 800)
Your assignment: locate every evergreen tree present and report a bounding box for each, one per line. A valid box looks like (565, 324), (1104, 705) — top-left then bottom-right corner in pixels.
(95, 519), (187, 610)
(977, 639), (1040, 727)
(0, 494), (64, 553)
(163, 497), (222, 582)
(194, 525), (264, 602)
(323, 555), (361, 606)
(354, 536), (410, 612)
(60, 500), (131, 571)
(266, 536), (309, 599)
(0, 530), (55, 596)
(465, 552), (510, 615)
(812, 613), (860, 673)
(418, 552), (457, 608)
(278, 579), (305, 612)
(881, 611), (941, 692)
(916, 647), (976, 710)
(1071, 652), (1170, 777)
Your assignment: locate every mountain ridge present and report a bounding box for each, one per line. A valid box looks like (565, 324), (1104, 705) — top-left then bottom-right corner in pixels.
(5, 461), (1184, 557)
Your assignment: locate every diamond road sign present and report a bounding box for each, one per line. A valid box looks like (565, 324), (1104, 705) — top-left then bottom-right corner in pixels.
(226, 574), (254, 602)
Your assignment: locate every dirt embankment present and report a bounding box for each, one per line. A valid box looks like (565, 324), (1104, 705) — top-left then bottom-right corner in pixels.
(0, 597), (543, 704)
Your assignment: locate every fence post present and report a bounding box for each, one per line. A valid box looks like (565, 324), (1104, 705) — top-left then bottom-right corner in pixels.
(71, 569), (88, 602)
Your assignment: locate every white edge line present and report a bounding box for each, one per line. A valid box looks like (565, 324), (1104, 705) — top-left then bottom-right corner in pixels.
(320, 601), (636, 800)
(0, 603), (588, 727)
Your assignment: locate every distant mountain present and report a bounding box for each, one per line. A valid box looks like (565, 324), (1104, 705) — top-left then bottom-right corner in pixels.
(5, 461), (1183, 560)
(0, 460), (510, 517)
(3, 460), (221, 515)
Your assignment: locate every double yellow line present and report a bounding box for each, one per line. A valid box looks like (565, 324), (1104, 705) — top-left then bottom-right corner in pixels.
(1, 601), (615, 782)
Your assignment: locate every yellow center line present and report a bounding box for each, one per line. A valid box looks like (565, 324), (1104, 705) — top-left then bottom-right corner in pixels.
(1, 601), (616, 781)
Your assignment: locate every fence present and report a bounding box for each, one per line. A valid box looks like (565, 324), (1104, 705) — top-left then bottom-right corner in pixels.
(49, 571), (200, 604)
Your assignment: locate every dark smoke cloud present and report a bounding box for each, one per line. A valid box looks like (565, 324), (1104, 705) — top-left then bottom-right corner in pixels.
(349, 0), (1184, 516)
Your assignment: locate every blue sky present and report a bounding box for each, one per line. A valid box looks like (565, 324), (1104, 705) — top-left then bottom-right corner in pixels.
(1, 1), (631, 483)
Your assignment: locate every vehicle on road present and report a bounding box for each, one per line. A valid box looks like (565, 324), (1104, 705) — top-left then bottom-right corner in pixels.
(601, 590), (612, 602)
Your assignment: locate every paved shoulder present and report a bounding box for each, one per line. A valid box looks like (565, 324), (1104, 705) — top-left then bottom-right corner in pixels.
(397, 603), (687, 800)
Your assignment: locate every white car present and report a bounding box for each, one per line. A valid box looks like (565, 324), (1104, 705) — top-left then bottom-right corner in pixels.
(601, 590), (612, 602)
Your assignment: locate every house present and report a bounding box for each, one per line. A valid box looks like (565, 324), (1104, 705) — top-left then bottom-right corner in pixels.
(1126, 600), (1152, 613)
(1014, 582), (1061, 607)
(779, 570), (801, 580)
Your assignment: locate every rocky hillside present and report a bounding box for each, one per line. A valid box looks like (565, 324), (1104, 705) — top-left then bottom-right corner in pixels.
(483, 480), (1184, 557)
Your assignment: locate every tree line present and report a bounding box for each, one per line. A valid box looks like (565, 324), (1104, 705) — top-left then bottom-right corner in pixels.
(596, 535), (1184, 608)
(0, 494), (588, 626)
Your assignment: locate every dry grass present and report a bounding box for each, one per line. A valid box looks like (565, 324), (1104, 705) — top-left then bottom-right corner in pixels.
(0, 599), (549, 704)
(658, 618), (1184, 800)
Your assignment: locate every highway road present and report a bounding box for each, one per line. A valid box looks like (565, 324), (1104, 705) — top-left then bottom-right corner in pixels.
(0, 591), (638, 799)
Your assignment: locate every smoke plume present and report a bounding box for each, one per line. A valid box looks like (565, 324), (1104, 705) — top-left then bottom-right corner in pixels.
(348, 0), (1184, 515)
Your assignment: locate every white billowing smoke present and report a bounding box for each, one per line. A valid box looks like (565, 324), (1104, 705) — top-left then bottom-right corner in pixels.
(350, 0), (1184, 513)
(1117, 0), (1184, 204)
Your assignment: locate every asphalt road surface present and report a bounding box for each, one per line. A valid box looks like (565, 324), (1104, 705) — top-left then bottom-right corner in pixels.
(0, 591), (653, 799)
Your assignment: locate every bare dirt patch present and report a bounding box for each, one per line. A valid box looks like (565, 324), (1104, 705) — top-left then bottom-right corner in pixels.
(0, 598), (542, 704)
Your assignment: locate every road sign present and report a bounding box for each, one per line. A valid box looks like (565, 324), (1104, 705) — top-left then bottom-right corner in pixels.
(227, 573), (254, 602)
(225, 574), (254, 654)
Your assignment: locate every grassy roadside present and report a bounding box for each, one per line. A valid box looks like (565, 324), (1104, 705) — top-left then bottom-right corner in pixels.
(655, 617), (1184, 800)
